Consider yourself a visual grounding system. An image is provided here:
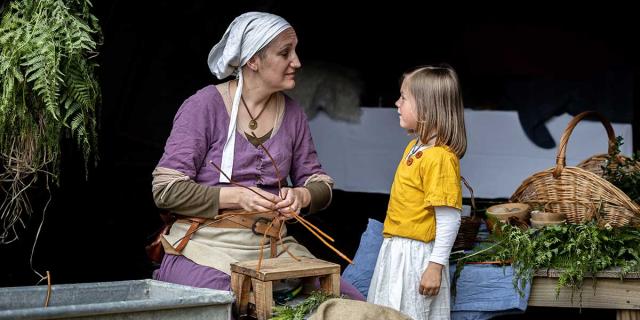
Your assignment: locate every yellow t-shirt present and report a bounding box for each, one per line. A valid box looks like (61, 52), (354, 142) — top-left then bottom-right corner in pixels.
(383, 140), (462, 243)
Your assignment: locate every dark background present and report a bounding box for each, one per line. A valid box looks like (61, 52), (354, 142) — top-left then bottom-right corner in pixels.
(1, 1), (637, 318)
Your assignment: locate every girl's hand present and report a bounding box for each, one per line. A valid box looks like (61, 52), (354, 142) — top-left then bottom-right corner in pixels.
(236, 187), (280, 212)
(419, 263), (443, 297)
(274, 187), (310, 220)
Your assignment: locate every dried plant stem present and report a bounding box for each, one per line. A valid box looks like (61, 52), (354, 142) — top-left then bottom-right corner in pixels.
(1, 134), (55, 244)
(44, 271), (51, 307)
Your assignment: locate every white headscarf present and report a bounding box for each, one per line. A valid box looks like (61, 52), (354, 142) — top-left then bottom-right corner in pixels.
(207, 12), (291, 183)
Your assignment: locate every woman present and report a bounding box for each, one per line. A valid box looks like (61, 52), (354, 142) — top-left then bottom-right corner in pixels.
(151, 11), (363, 300)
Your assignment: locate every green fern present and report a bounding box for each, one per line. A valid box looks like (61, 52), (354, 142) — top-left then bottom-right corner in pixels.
(0, 0), (101, 243)
(454, 222), (640, 302)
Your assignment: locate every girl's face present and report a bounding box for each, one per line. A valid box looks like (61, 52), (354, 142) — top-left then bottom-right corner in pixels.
(254, 28), (301, 91)
(395, 78), (418, 130)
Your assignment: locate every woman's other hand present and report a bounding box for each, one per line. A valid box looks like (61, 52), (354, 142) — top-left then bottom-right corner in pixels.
(274, 187), (310, 220)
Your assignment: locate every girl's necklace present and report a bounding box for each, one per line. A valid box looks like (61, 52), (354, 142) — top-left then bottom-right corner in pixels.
(406, 140), (425, 166)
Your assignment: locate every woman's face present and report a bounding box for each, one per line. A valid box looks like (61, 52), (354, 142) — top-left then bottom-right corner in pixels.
(254, 28), (301, 91)
(396, 78), (418, 130)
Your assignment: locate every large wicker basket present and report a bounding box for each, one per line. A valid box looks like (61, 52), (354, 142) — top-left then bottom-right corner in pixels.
(511, 111), (640, 227)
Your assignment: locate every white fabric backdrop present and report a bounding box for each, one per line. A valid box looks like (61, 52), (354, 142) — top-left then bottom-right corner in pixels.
(308, 108), (634, 198)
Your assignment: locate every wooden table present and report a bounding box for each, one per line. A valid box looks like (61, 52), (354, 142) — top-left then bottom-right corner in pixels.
(529, 269), (640, 320)
(230, 257), (341, 320)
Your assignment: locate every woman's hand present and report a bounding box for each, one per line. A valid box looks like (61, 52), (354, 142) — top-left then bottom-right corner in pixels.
(274, 187), (310, 220)
(419, 262), (443, 297)
(220, 186), (281, 212)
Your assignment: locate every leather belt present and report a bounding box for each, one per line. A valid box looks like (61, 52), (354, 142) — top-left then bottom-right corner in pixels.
(173, 210), (282, 257)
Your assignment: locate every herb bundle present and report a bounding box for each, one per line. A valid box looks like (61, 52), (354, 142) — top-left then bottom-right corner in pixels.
(602, 136), (640, 204)
(455, 222), (640, 297)
(272, 291), (337, 320)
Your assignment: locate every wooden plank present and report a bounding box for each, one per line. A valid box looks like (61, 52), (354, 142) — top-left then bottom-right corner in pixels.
(617, 310), (640, 320)
(231, 257), (341, 281)
(230, 272), (241, 315)
(529, 277), (640, 310)
(252, 279), (273, 320)
(230, 272), (251, 317)
(319, 273), (341, 297)
(302, 277), (318, 294)
(534, 268), (640, 279)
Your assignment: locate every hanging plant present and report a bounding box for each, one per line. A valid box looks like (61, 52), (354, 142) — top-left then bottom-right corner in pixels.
(0, 0), (101, 243)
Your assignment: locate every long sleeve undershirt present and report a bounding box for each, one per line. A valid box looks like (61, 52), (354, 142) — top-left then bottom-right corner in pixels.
(428, 206), (462, 266)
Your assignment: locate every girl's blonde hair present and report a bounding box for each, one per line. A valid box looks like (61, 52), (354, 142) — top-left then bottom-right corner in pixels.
(402, 64), (467, 158)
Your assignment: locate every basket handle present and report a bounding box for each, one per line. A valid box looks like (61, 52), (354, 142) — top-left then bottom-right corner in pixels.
(553, 111), (617, 178)
(461, 176), (477, 216)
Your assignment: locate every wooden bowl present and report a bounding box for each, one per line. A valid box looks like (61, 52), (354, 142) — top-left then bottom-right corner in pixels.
(486, 203), (530, 223)
(530, 218), (565, 229)
(530, 210), (566, 222)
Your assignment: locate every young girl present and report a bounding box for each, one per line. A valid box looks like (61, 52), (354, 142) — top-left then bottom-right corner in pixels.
(367, 65), (466, 320)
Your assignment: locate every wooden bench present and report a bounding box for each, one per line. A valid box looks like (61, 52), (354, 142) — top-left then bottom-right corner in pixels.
(529, 269), (640, 320)
(230, 257), (341, 320)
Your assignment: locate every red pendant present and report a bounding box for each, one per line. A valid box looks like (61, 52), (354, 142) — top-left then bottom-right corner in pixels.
(406, 158), (413, 166)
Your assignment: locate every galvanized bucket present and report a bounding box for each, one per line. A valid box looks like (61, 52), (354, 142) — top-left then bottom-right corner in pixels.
(0, 279), (234, 320)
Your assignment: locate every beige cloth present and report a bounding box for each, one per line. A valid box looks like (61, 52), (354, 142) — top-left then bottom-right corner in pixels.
(309, 299), (412, 320)
(163, 222), (314, 275)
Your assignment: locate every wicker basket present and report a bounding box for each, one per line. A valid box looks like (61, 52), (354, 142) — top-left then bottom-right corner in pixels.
(541, 200), (596, 224)
(511, 111), (640, 227)
(453, 177), (482, 250)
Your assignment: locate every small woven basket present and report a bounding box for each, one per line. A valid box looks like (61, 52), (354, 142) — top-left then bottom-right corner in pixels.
(511, 111), (640, 227)
(453, 177), (482, 250)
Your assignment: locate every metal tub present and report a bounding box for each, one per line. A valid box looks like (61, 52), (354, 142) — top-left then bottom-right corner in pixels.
(0, 279), (234, 320)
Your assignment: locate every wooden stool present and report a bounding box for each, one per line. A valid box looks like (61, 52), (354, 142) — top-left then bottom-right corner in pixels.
(230, 257), (340, 320)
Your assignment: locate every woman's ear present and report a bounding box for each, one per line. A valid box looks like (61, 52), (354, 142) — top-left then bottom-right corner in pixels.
(246, 56), (259, 72)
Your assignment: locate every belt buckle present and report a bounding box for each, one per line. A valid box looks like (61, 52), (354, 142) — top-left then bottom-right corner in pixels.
(251, 217), (272, 236)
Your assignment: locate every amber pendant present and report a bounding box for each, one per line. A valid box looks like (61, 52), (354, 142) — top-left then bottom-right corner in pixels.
(406, 158), (413, 166)
(249, 119), (258, 130)
(415, 151), (423, 159)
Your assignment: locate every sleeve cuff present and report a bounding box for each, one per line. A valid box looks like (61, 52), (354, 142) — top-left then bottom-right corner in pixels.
(304, 181), (332, 214)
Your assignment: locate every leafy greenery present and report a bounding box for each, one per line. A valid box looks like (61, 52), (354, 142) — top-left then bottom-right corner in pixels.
(272, 291), (337, 320)
(602, 136), (640, 203)
(455, 222), (640, 299)
(0, 0), (101, 243)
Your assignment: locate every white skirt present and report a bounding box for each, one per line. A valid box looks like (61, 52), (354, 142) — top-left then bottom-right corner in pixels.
(367, 237), (450, 320)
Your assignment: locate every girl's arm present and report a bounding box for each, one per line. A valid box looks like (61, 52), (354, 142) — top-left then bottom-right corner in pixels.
(420, 206), (461, 296)
(430, 206), (462, 265)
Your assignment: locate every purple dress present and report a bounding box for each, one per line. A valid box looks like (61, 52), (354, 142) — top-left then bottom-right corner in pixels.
(154, 85), (364, 301)
(156, 85), (322, 193)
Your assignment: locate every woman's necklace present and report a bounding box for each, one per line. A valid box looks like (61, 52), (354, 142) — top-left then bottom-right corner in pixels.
(241, 94), (271, 130)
